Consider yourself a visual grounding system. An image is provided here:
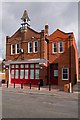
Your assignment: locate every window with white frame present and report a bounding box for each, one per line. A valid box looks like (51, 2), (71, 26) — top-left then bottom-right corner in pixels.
(28, 42), (32, 53)
(58, 41), (64, 53)
(52, 42), (57, 53)
(11, 44), (15, 55)
(33, 41), (38, 52)
(16, 44), (20, 54)
(62, 68), (69, 80)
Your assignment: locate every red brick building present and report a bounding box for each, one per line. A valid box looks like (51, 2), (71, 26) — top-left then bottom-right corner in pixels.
(78, 58), (80, 80)
(5, 11), (78, 87)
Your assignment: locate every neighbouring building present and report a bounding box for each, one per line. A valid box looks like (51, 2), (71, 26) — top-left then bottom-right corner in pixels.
(78, 58), (80, 80)
(5, 10), (78, 86)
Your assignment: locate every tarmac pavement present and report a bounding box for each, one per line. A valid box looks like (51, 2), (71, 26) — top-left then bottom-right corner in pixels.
(1, 83), (79, 118)
(2, 83), (78, 100)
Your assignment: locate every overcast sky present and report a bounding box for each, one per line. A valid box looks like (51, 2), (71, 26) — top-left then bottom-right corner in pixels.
(0, 1), (79, 58)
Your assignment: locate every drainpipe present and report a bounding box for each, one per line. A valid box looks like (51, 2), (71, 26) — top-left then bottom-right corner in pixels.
(68, 34), (72, 93)
(45, 37), (50, 86)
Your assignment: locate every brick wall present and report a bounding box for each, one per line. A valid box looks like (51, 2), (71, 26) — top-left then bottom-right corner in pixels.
(6, 26), (78, 86)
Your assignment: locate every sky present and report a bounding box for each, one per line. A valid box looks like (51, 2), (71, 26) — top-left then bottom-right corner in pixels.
(0, 1), (79, 58)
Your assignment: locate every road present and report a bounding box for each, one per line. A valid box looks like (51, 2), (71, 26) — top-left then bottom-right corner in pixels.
(2, 87), (78, 119)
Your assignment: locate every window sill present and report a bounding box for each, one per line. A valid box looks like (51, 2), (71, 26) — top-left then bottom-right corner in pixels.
(62, 79), (68, 81)
(33, 52), (38, 53)
(52, 52), (57, 54)
(28, 52), (33, 54)
(58, 52), (64, 54)
(11, 54), (15, 55)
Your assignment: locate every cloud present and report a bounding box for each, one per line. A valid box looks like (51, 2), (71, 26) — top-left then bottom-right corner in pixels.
(1, 2), (78, 58)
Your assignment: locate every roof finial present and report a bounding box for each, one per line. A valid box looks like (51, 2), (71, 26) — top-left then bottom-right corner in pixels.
(21, 10), (30, 22)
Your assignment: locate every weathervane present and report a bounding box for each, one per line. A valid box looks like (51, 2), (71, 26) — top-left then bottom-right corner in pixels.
(21, 10), (30, 26)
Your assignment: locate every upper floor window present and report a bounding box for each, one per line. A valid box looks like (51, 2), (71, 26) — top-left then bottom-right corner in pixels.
(33, 41), (38, 53)
(58, 41), (64, 53)
(28, 42), (32, 53)
(52, 42), (57, 53)
(11, 44), (15, 55)
(16, 44), (20, 54)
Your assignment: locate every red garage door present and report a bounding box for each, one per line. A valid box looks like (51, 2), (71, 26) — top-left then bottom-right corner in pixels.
(11, 63), (39, 85)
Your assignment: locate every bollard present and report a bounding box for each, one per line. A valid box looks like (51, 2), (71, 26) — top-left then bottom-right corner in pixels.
(30, 82), (31, 89)
(21, 83), (23, 89)
(38, 82), (40, 90)
(14, 82), (15, 88)
(7, 81), (8, 88)
(49, 84), (51, 91)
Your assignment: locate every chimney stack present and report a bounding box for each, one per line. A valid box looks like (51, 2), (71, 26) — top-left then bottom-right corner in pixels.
(45, 24), (49, 36)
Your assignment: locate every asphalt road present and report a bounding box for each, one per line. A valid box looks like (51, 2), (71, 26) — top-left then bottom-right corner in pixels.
(2, 88), (78, 119)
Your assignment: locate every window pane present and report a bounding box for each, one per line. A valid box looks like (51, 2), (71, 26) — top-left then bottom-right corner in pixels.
(60, 42), (62, 46)
(60, 47), (63, 52)
(54, 43), (56, 47)
(12, 45), (15, 54)
(35, 41), (37, 46)
(35, 70), (39, 79)
(54, 48), (57, 52)
(30, 64), (34, 68)
(63, 74), (68, 79)
(17, 44), (20, 53)
(63, 69), (67, 73)
(15, 65), (19, 68)
(25, 64), (29, 68)
(52, 43), (57, 53)
(20, 64), (24, 68)
(30, 70), (34, 79)
(34, 41), (38, 52)
(54, 70), (58, 77)
(20, 70), (24, 79)
(11, 70), (14, 78)
(54, 64), (58, 69)
(28, 42), (32, 53)
(35, 47), (38, 52)
(30, 42), (32, 47)
(59, 42), (63, 52)
(11, 65), (14, 68)
(15, 70), (18, 79)
(25, 70), (28, 79)
(35, 64), (39, 68)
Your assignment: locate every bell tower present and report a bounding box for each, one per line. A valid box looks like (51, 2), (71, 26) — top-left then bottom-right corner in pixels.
(20, 10), (30, 32)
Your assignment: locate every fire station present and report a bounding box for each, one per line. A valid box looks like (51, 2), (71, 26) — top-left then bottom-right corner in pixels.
(5, 10), (78, 87)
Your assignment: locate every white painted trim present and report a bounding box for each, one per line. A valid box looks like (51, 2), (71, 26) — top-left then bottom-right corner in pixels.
(28, 42), (32, 53)
(33, 41), (38, 53)
(11, 44), (15, 55)
(69, 82), (72, 93)
(0, 73), (5, 74)
(11, 44), (12, 55)
(52, 42), (57, 53)
(58, 41), (64, 53)
(9, 65), (11, 84)
(15, 44), (17, 54)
